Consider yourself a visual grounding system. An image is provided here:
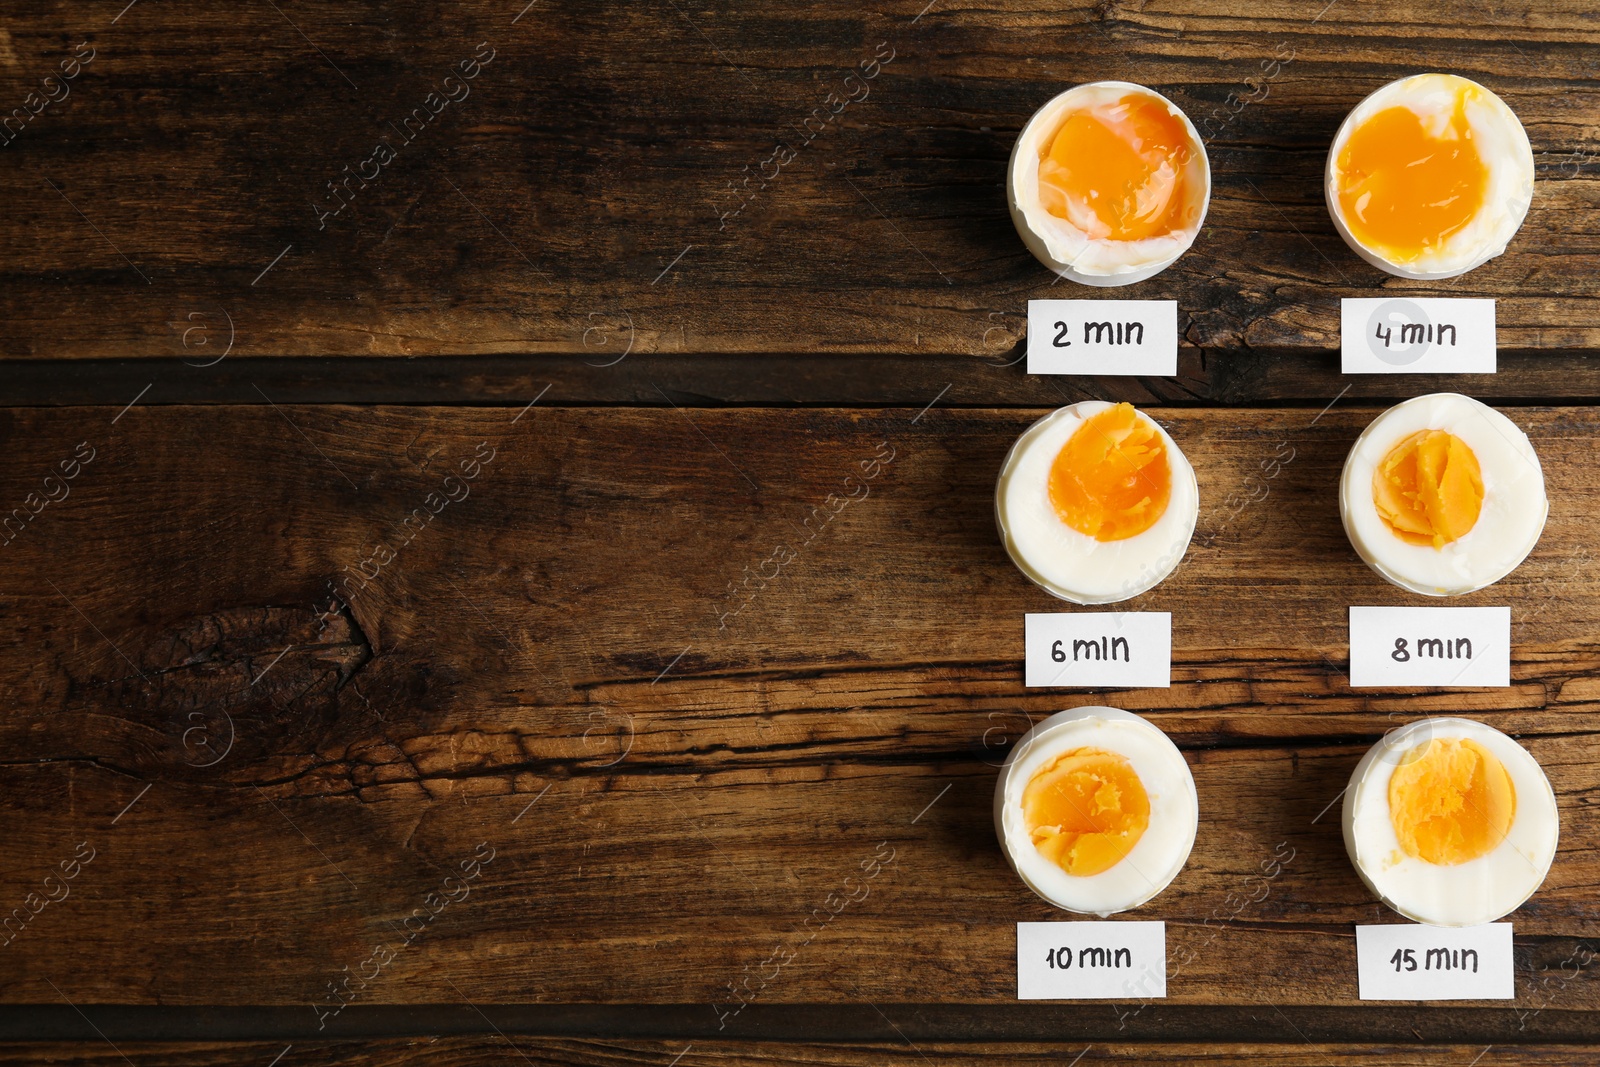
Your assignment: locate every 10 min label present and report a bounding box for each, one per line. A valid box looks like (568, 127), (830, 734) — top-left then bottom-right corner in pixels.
(1017, 921), (1167, 1000)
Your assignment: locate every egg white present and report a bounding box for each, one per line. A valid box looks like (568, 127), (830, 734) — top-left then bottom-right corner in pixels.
(1339, 393), (1546, 596)
(1342, 717), (1558, 927)
(997, 402), (1199, 604)
(1325, 73), (1534, 279)
(1008, 81), (1211, 285)
(995, 707), (1199, 916)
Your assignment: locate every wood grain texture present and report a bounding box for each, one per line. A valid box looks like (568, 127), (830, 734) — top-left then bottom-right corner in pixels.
(4, 1037), (1600, 1066)
(0, 0), (1595, 363)
(2, 403), (1599, 1028)
(14, 350), (1600, 409)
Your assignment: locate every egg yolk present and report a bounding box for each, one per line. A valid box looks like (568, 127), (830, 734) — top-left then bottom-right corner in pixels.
(1372, 429), (1484, 549)
(1335, 90), (1489, 263)
(1023, 747), (1150, 877)
(1048, 403), (1172, 542)
(1037, 95), (1196, 241)
(1388, 737), (1515, 866)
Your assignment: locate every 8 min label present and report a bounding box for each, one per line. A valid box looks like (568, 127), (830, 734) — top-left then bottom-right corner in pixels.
(1348, 606), (1510, 688)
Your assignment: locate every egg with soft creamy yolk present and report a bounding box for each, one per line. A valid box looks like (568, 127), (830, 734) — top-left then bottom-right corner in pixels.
(996, 707), (1198, 916)
(1009, 81), (1210, 285)
(1326, 73), (1533, 278)
(1340, 394), (1546, 596)
(1343, 718), (1557, 927)
(997, 401), (1199, 604)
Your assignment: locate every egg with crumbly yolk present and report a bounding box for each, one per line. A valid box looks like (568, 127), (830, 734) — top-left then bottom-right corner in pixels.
(1023, 747), (1151, 876)
(1388, 737), (1514, 866)
(1008, 81), (1210, 285)
(1343, 718), (1557, 927)
(997, 402), (1199, 605)
(996, 707), (1198, 916)
(1340, 393), (1547, 597)
(1327, 73), (1533, 278)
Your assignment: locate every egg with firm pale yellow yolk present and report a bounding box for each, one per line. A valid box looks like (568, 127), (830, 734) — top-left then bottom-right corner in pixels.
(997, 401), (1199, 604)
(996, 707), (1198, 915)
(1343, 717), (1557, 927)
(1009, 81), (1210, 285)
(1340, 394), (1546, 596)
(1326, 73), (1533, 278)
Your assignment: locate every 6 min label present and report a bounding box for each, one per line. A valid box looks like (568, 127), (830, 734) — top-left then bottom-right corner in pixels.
(1025, 613), (1171, 688)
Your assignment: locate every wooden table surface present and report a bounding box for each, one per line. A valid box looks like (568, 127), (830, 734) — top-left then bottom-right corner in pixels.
(4, 0), (1600, 1063)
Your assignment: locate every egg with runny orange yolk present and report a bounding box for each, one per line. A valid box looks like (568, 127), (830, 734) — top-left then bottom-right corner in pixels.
(1326, 73), (1534, 279)
(1009, 82), (1210, 285)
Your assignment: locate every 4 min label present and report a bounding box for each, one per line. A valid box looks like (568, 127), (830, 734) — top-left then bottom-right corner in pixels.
(1340, 298), (1496, 374)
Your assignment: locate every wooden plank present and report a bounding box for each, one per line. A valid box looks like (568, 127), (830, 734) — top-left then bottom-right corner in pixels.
(1, 1002), (1599, 1044)
(3, 1037), (1599, 1066)
(11, 351), (1600, 409)
(0, 1), (1595, 360)
(3, 403), (1600, 1021)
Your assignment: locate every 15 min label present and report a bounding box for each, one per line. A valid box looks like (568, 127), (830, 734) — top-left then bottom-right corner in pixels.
(1017, 921), (1166, 1000)
(1356, 923), (1513, 1000)
(1348, 606), (1510, 687)
(1340, 298), (1496, 374)
(1027, 300), (1178, 376)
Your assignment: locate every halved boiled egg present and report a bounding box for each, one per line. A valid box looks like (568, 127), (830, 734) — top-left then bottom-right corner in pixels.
(1340, 393), (1546, 596)
(995, 707), (1198, 915)
(997, 401), (1198, 604)
(1009, 82), (1210, 285)
(1327, 73), (1534, 279)
(1342, 717), (1557, 927)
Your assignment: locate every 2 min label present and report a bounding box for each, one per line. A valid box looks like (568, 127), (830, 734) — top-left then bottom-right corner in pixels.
(1027, 300), (1178, 376)
(1017, 920), (1166, 1000)
(1340, 298), (1496, 374)
(1024, 612), (1172, 688)
(1356, 923), (1513, 1000)
(1348, 606), (1510, 688)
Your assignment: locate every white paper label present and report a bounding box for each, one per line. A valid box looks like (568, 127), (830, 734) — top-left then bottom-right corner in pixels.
(1356, 923), (1513, 1001)
(1341, 298), (1496, 374)
(1348, 606), (1509, 688)
(1017, 921), (1166, 1000)
(1024, 612), (1171, 688)
(1027, 300), (1178, 376)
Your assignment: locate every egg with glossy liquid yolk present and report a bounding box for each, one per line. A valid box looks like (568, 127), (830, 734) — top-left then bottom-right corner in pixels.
(997, 401), (1198, 604)
(1340, 393), (1546, 596)
(1009, 81), (1211, 285)
(1326, 73), (1533, 279)
(996, 707), (1199, 916)
(1343, 718), (1558, 927)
